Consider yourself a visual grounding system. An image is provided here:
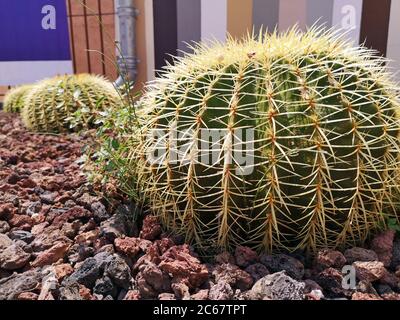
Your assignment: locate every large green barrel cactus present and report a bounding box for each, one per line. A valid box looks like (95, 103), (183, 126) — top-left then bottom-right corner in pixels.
(109, 28), (400, 253)
(3, 84), (33, 113)
(22, 74), (122, 133)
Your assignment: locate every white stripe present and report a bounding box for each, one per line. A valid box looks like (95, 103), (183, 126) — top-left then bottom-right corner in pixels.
(145, 0), (156, 81)
(0, 61), (73, 86)
(201, 0), (227, 44)
(387, 0), (400, 82)
(332, 0), (363, 45)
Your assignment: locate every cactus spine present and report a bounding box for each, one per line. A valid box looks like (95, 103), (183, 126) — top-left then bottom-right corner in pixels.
(22, 74), (122, 133)
(3, 84), (33, 113)
(104, 27), (400, 253)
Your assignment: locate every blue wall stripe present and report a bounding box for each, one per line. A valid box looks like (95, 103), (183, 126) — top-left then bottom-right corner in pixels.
(252, 0), (279, 32)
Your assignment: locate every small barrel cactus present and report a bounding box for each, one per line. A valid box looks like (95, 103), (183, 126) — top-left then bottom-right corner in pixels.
(3, 84), (33, 113)
(22, 74), (122, 133)
(106, 28), (400, 253)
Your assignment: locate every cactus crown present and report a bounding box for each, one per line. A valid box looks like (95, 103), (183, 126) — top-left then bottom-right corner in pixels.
(22, 74), (122, 133)
(105, 27), (400, 253)
(3, 84), (33, 113)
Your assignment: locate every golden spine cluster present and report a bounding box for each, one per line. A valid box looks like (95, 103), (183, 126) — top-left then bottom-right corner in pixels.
(21, 74), (122, 133)
(3, 84), (33, 113)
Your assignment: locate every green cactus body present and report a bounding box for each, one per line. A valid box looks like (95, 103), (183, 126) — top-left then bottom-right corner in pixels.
(115, 28), (400, 253)
(22, 74), (122, 133)
(3, 84), (33, 113)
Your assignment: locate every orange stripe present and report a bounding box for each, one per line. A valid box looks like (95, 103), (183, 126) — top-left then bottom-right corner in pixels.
(133, 0), (149, 91)
(227, 0), (253, 39)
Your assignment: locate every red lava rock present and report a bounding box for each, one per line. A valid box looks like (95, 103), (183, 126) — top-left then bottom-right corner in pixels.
(155, 238), (175, 255)
(0, 203), (15, 220)
(74, 229), (99, 245)
(94, 237), (112, 252)
(140, 215), (162, 240)
(19, 178), (37, 189)
(2, 151), (18, 165)
(305, 290), (324, 300)
(234, 246), (258, 268)
(370, 230), (395, 267)
(114, 237), (141, 257)
(213, 263), (254, 291)
(54, 263), (74, 281)
(208, 281), (234, 300)
(76, 193), (99, 209)
(171, 281), (190, 299)
(380, 271), (399, 289)
(134, 244), (162, 270)
(344, 247), (379, 264)
(245, 263), (270, 282)
(96, 244), (115, 255)
(31, 226), (71, 252)
(31, 242), (71, 267)
(381, 293), (400, 300)
(315, 268), (344, 294)
(303, 279), (323, 294)
(316, 249), (346, 269)
(123, 290), (141, 300)
(39, 205), (51, 216)
(191, 289), (209, 300)
(17, 292), (39, 300)
(352, 292), (383, 300)
(158, 245), (209, 289)
(61, 221), (82, 239)
(30, 222), (49, 236)
(55, 193), (72, 204)
(8, 214), (33, 229)
(0, 221), (10, 233)
(79, 285), (93, 300)
(158, 293), (176, 300)
(136, 262), (171, 298)
(80, 219), (97, 232)
(0, 244), (31, 270)
(215, 251), (235, 265)
(353, 261), (386, 282)
(52, 206), (92, 227)
(31, 213), (46, 225)
(7, 173), (21, 184)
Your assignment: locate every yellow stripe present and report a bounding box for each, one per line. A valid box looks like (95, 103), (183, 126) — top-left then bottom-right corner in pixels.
(134, 0), (152, 91)
(227, 0), (253, 39)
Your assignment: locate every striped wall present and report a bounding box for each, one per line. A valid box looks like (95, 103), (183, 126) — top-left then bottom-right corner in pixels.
(60, 0), (400, 89)
(142, 0), (397, 82)
(1, 0), (399, 101)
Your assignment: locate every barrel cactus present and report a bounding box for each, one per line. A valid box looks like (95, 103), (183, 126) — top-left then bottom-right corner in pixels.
(105, 27), (400, 253)
(22, 74), (122, 133)
(3, 84), (33, 113)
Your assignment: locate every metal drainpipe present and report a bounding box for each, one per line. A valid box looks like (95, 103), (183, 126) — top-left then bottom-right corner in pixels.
(114, 0), (138, 88)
